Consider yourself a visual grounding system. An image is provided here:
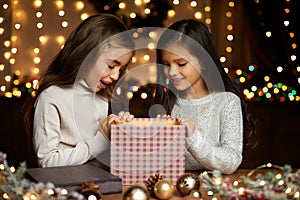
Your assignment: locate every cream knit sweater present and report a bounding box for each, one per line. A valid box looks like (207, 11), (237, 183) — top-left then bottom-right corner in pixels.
(171, 92), (243, 174)
(33, 80), (110, 167)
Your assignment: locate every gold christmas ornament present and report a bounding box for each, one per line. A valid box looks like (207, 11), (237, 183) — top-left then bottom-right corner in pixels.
(144, 174), (163, 195)
(123, 185), (150, 200)
(176, 173), (201, 196)
(154, 179), (174, 200)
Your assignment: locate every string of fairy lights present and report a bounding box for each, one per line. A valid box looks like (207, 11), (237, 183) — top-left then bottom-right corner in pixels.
(0, 0), (299, 102)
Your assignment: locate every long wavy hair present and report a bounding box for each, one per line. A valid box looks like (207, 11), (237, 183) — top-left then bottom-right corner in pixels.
(155, 19), (256, 150)
(24, 13), (134, 138)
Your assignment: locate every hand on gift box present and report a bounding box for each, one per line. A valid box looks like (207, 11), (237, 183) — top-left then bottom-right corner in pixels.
(156, 115), (195, 137)
(99, 111), (134, 139)
(178, 117), (195, 137)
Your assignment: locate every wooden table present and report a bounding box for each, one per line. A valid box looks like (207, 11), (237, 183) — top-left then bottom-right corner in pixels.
(102, 169), (264, 200)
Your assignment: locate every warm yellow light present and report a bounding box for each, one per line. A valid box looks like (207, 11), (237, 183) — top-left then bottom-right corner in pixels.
(127, 91), (133, 99)
(289, 32), (294, 38)
(264, 76), (270, 82)
(194, 12), (202, 19)
(0, 17), (4, 23)
(33, 67), (40, 74)
(36, 11), (42, 18)
(266, 31), (272, 37)
(131, 56), (137, 63)
(9, 58), (15, 64)
(284, 8), (290, 13)
(33, 48), (40, 54)
(15, 70), (21, 76)
(56, 36), (65, 45)
(5, 92), (12, 98)
(149, 31), (157, 39)
(144, 8), (151, 14)
(134, 0), (142, 6)
(11, 36), (17, 42)
(204, 6), (211, 12)
(58, 10), (65, 17)
(220, 56), (226, 63)
(167, 10), (175, 18)
(61, 21), (68, 28)
(205, 18), (211, 25)
(141, 92), (147, 99)
(224, 67), (229, 73)
(225, 12), (232, 18)
(4, 40), (10, 47)
(4, 52), (11, 59)
(274, 88), (279, 94)
(229, 1), (235, 7)
(148, 42), (155, 50)
(33, 0), (42, 8)
(119, 2), (126, 9)
(190, 1), (197, 7)
(80, 13), (89, 21)
(3, 4), (9, 9)
(0, 28), (4, 35)
(55, 0), (64, 9)
(36, 22), (43, 29)
(226, 46), (232, 53)
(291, 43), (297, 49)
(13, 80), (19, 85)
(132, 32), (139, 38)
(39, 36), (48, 44)
(75, 1), (84, 10)
(14, 23), (21, 30)
(5, 75), (11, 82)
(130, 12), (136, 18)
(236, 69), (242, 75)
(33, 79), (39, 89)
(0, 86), (6, 92)
(227, 24), (233, 31)
(16, 11), (23, 18)
(267, 82), (273, 88)
(143, 54), (150, 61)
(25, 82), (32, 88)
(0, 64), (4, 71)
(33, 57), (41, 64)
(11, 48), (17, 54)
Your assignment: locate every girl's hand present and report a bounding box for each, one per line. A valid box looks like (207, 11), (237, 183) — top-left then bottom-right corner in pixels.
(179, 118), (195, 137)
(114, 111), (134, 124)
(99, 111), (134, 139)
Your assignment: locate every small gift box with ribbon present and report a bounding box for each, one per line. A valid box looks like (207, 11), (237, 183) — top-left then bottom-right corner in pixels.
(110, 118), (186, 185)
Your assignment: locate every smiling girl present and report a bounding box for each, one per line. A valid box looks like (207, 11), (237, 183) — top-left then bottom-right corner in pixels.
(24, 14), (134, 168)
(155, 19), (256, 174)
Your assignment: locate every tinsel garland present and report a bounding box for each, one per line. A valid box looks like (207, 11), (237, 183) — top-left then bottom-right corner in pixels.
(199, 163), (300, 200)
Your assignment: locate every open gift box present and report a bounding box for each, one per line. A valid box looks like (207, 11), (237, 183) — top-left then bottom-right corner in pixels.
(110, 118), (186, 185)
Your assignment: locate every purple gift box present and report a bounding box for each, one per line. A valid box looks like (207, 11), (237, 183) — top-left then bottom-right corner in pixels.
(110, 118), (186, 185)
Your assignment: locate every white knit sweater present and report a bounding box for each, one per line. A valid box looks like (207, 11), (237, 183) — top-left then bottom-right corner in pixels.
(171, 91), (243, 174)
(33, 80), (110, 167)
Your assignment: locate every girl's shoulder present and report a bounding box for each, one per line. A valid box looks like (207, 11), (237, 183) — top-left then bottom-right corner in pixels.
(212, 91), (241, 103)
(36, 85), (70, 105)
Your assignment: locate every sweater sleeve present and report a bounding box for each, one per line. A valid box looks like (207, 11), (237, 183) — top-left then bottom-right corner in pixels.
(33, 90), (109, 167)
(186, 97), (243, 174)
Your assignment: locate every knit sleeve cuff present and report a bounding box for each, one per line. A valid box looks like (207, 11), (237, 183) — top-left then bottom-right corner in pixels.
(186, 130), (213, 159)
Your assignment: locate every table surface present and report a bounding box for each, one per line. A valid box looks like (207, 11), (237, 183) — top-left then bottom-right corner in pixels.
(101, 169), (272, 200)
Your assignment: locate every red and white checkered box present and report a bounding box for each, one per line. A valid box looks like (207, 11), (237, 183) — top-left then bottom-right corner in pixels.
(110, 118), (186, 185)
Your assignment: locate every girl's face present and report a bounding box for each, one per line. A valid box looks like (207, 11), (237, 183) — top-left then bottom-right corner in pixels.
(86, 47), (133, 93)
(161, 46), (208, 99)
